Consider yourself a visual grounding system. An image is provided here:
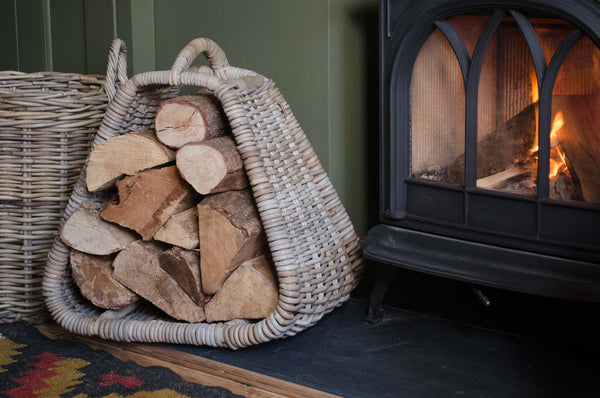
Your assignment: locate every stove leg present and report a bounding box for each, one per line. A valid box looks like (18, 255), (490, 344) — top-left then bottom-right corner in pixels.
(366, 263), (398, 324)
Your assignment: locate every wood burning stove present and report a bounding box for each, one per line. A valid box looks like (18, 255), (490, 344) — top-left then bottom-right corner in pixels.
(362, 0), (600, 319)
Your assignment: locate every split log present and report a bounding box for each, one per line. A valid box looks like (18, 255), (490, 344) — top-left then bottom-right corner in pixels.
(153, 207), (199, 249)
(113, 240), (205, 322)
(159, 247), (206, 305)
(476, 165), (530, 189)
(204, 255), (278, 322)
(60, 201), (138, 255)
(155, 93), (227, 148)
(447, 103), (537, 184)
(70, 250), (139, 310)
(552, 95), (600, 204)
(198, 189), (267, 295)
(176, 136), (248, 195)
(101, 166), (197, 240)
(86, 130), (175, 192)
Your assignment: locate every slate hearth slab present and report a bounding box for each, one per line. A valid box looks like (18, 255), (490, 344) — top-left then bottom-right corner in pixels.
(171, 299), (599, 398)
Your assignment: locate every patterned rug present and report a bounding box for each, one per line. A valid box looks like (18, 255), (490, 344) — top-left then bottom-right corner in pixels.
(0, 322), (240, 398)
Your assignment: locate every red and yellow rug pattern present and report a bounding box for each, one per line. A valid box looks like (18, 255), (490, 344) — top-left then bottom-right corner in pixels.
(0, 322), (239, 398)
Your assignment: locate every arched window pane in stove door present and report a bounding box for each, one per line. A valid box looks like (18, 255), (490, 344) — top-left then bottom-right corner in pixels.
(410, 27), (465, 186)
(474, 15), (539, 197)
(550, 34), (600, 205)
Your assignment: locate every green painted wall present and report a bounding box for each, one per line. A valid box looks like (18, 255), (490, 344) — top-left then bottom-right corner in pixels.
(0, 0), (18, 70)
(0, 0), (116, 74)
(50, 0), (86, 73)
(329, 0), (379, 235)
(154, 0), (330, 172)
(0, 0), (378, 235)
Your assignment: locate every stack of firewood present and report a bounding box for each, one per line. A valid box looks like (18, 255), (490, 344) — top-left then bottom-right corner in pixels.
(60, 92), (278, 323)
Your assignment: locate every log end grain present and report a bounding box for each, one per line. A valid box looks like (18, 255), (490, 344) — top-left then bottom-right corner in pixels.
(204, 255), (278, 322)
(86, 130), (175, 192)
(113, 240), (205, 323)
(61, 201), (138, 255)
(70, 250), (139, 310)
(155, 94), (227, 149)
(176, 137), (247, 195)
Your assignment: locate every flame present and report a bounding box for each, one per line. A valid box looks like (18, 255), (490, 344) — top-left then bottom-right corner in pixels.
(531, 70), (539, 103)
(525, 111), (567, 180)
(549, 145), (568, 179)
(550, 111), (564, 144)
(529, 111), (564, 154)
(548, 113), (567, 179)
(557, 145), (567, 164)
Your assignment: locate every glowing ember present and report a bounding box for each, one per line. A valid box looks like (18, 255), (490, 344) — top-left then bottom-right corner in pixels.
(550, 145), (569, 178)
(549, 156), (561, 178)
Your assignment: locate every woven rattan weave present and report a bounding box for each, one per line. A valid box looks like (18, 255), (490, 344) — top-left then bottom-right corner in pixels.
(44, 38), (363, 349)
(0, 40), (127, 323)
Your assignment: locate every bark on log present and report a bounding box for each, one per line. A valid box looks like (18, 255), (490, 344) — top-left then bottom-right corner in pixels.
(86, 130), (175, 192)
(113, 240), (205, 322)
(159, 247), (206, 305)
(447, 103), (538, 184)
(101, 166), (197, 240)
(155, 93), (227, 149)
(153, 207), (199, 249)
(198, 190), (267, 295)
(70, 250), (139, 310)
(176, 136), (248, 195)
(60, 201), (138, 255)
(204, 255), (278, 322)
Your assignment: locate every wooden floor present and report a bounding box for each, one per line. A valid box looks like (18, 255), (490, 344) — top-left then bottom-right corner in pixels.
(35, 323), (338, 398)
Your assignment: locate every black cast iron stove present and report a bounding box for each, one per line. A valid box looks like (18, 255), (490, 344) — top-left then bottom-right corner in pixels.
(362, 0), (600, 319)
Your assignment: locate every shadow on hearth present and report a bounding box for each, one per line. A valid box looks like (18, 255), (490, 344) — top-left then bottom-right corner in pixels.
(353, 260), (600, 351)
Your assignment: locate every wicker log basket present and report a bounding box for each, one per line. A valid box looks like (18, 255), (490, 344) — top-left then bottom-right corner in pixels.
(44, 38), (363, 349)
(0, 40), (128, 324)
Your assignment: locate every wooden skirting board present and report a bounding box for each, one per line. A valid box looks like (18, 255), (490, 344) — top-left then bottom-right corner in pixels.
(35, 323), (339, 398)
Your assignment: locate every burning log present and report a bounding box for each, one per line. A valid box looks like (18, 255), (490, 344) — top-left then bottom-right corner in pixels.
(552, 95), (600, 204)
(476, 165), (530, 190)
(447, 103), (537, 184)
(452, 99), (589, 202)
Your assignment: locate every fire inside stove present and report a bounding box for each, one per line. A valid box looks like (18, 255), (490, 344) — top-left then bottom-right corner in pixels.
(410, 15), (600, 205)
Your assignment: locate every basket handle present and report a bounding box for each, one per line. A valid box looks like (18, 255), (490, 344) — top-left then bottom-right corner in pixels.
(169, 38), (229, 85)
(104, 38), (128, 102)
